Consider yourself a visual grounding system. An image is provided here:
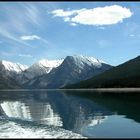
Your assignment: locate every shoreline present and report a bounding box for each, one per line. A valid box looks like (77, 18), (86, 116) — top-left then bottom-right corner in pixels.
(1, 88), (140, 92)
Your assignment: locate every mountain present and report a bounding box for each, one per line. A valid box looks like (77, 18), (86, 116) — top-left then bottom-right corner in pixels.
(65, 55), (140, 88)
(1, 60), (28, 72)
(18, 59), (64, 84)
(0, 60), (28, 78)
(0, 61), (21, 89)
(24, 55), (113, 89)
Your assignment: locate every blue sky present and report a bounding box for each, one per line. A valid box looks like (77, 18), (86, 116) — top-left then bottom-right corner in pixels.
(0, 2), (140, 66)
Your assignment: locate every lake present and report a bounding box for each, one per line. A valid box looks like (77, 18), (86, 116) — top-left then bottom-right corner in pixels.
(0, 89), (140, 138)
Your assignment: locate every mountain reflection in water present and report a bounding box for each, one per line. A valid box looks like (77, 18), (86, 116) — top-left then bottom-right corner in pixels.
(0, 90), (140, 138)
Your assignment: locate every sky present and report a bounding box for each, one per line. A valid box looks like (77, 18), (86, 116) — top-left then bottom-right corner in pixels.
(0, 2), (140, 66)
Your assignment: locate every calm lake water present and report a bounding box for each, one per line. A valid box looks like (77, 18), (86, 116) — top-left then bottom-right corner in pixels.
(0, 90), (140, 138)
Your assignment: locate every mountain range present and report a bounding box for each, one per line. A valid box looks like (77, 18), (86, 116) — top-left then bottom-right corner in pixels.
(17, 59), (64, 84)
(1, 54), (140, 89)
(65, 55), (140, 89)
(24, 55), (112, 89)
(0, 55), (112, 89)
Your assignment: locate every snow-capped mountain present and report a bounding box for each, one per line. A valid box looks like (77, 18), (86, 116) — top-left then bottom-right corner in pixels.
(25, 55), (113, 89)
(1, 60), (28, 73)
(28, 59), (64, 75)
(0, 60), (28, 79)
(0, 60), (27, 89)
(66, 55), (140, 89)
(63, 55), (105, 69)
(0, 56), (113, 89)
(18, 59), (64, 84)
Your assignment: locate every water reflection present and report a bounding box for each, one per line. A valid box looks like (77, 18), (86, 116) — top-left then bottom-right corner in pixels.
(0, 90), (140, 138)
(0, 101), (62, 126)
(0, 90), (112, 132)
(73, 111), (108, 134)
(66, 90), (140, 123)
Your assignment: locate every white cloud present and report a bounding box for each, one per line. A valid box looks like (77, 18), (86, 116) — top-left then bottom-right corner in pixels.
(0, 27), (33, 48)
(20, 35), (53, 47)
(0, 3), (44, 48)
(19, 54), (33, 57)
(64, 17), (71, 22)
(51, 5), (133, 26)
(51, 9), (74, 17)
(70, 23), (77, 26)
(129, 34), (135, 37)
(51, 9), (85, 17)
(20, 35), (40, 41)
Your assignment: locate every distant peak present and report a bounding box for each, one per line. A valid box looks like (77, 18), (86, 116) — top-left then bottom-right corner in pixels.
(34, 58), (64, 68)
(65, 55), (101, 62)
(1, 60), (28, 72)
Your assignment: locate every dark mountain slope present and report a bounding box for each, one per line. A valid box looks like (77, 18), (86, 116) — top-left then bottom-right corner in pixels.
(65, 55), (140, 88)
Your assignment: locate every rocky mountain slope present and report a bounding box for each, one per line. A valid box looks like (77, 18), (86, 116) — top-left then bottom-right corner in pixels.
(24, 55), (112, 89)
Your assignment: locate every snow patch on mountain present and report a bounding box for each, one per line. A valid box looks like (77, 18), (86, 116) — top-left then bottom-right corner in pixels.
(74, 55), (106, 64)
(36, 59), (64, 73)
(26, 59), (64, 75)
(19, 59), (64, 83)
(2, 60), (28, 73)
(65, 55), (104, 69)
(38, 59), (64, 68)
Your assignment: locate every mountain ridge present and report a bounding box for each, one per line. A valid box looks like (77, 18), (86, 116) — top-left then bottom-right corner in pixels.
(17, 58), (64, 84)
(24, 55), (113, 89)
(65, 55), (140, 89)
